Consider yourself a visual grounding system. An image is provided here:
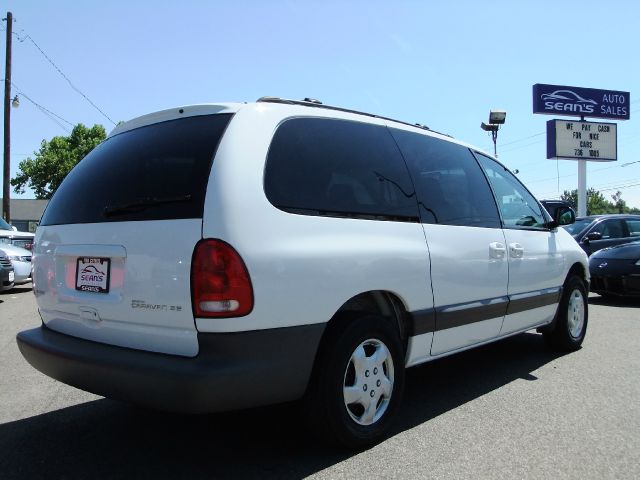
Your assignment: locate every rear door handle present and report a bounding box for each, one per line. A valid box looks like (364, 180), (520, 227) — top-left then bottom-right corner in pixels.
(489, 242), (506, 259)
(509, 243), (524, 258)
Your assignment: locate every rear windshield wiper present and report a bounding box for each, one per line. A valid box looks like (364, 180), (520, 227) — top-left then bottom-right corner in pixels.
(103, 194), (192, 217)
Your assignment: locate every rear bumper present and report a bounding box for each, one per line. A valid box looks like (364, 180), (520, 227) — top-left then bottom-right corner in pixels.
(17, 323), (325, 413)
(13, 262), (32, 284)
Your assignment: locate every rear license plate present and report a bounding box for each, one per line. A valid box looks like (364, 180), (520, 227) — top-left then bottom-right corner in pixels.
(76, 257), (110, 293)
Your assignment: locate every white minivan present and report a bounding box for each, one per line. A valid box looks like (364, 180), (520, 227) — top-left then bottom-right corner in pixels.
(17, 97), (589, 447)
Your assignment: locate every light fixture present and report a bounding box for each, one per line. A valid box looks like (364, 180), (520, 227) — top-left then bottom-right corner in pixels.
(489, 110), (506, 124)
(480, 109), (507, 157)
(11, 95), (19, 108)
(480, 122), (498, 132)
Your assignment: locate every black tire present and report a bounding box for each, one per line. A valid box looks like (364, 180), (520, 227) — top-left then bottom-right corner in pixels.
(305, 314), (405, 449)
(544, 275), (588, 351)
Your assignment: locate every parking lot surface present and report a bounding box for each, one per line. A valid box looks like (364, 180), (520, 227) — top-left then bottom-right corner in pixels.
(1, 286), (639, 479)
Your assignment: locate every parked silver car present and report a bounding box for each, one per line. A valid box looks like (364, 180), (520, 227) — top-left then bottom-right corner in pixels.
(0, 217), (35, 251)
(0, 243), (32, 284)
(0, 250), (15, 291)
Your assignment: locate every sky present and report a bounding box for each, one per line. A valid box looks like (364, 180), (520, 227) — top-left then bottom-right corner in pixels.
(2, 0), (639, 207)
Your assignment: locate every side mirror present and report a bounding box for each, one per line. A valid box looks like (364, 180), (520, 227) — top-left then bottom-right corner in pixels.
(555, 206), (575, 226)
(586, 231), (603, 241)
(547, 205), (575, 228)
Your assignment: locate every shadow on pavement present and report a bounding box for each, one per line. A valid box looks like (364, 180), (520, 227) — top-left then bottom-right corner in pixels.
(0, 332), (565, 479)
(1, 283), (31, 301)
(589, 294), (640, 309)
(1, 283), (33, 296)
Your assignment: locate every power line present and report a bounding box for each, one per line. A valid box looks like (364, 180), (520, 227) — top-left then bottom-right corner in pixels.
(499, 132), (545, 147)
(7, 81), (73, 132)
(13, 29), (116, 126)
(537, 178), (640, 198)
(599, 182), (640, 193)
(500, 138), (545, 154)
(526, 160), (639, 187)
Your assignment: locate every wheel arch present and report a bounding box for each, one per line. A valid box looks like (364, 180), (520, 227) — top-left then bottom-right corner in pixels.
(566, 261), (589, 289)
(311, 290), (412, 369)
(334, 290), (411, 347)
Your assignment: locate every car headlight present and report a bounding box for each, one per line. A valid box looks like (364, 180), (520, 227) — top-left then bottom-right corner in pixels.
(636, 259), (640, 266)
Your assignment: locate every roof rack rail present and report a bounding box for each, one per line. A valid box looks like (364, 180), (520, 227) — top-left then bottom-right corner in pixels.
(255, 96), (451, 137)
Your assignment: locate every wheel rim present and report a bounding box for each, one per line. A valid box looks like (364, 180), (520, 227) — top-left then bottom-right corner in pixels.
(567, 288), (585, 338)
(343, 338), (394, 426)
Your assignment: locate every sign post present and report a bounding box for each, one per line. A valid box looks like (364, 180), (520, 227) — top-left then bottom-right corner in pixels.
(533, 84), (630, 217)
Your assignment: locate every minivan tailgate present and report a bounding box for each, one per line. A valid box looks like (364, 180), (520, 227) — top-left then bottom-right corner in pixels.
(34, 220), (201, 357)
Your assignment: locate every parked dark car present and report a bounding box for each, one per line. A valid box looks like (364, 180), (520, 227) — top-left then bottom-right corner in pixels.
(589, 241), (640, 297)
(0, 250), (15, 292)
(562, 214), (640, 256)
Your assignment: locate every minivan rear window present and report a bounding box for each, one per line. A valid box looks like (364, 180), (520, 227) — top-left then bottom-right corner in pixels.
(40, 114), (232, 225)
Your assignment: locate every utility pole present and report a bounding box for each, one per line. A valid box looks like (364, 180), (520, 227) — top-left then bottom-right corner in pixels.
(3, 11), (12, 223)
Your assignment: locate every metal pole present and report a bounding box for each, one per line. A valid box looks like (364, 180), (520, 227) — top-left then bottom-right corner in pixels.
(578, 160), (587, 217)
(3, 11), (12, 223)
(492, 129), (498, 157)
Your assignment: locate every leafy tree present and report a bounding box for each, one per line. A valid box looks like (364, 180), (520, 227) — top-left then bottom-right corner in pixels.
(561, 188), (608, 215)
(560, 190), (577, 210)
(611, 191), (626, 214)
(587, 189), (611, 215)
(561, 188), (638, 215)
(11, 124), (106, 199)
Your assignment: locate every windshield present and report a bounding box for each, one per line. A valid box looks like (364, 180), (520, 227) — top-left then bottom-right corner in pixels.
(0, 217), (12, 230)
(562, 218), (594, 236)
(41, 114), (232, 225)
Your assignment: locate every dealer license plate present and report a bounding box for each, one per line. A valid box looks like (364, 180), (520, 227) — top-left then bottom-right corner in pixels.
(75, 257), (110, 293)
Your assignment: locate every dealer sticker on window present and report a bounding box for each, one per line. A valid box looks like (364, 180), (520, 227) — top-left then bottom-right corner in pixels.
(76, 257), (110, 293)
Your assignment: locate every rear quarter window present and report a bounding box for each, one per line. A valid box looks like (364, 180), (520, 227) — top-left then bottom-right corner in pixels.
(41, 114), (232, 225)
(627, 219), (640, 237)
(264, 117), (419, 222)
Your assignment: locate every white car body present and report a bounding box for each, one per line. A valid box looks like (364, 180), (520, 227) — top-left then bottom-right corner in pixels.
(17, 98), (590, 446)
(0, 243), (32, 284)
(0, 227), (35, 251)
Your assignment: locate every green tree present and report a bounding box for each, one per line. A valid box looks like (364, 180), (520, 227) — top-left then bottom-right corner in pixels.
(560, 188), (616, 215)
(11, 124), (106, 199)
(587, 189), (611, 214)
(560, 190), (577, 210)
(611, 191), (626, 214)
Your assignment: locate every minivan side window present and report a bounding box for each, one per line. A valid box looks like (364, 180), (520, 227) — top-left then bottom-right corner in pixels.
(264, 118), (419, 222)
(474, 153), (547, 229)
(389, 128), (500, 228)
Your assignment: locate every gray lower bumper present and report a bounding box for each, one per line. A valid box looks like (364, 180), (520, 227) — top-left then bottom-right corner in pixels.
(16, 323), (325, 414)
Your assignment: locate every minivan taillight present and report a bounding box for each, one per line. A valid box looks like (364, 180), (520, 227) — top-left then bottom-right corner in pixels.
(191, 240), (254, 317)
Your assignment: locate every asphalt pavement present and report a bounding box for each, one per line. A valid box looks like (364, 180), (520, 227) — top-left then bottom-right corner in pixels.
(1, 286), (639, 479)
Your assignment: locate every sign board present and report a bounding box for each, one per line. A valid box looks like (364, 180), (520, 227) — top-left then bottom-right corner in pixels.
(533, 84), (630, 120)
(547, 119), (617, 161)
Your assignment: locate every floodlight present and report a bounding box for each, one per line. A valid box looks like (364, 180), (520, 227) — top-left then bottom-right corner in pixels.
(489, 110), (506, 124)
(481, 122), (498, 132)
